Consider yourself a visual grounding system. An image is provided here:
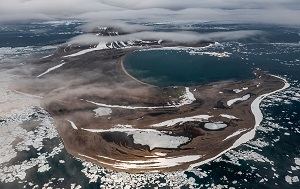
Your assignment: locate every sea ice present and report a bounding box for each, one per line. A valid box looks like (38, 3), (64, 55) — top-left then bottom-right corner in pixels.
(285, 175), (299, 184)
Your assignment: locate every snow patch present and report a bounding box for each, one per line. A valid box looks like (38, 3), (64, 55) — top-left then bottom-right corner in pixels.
(66, 120), (78, 130)
(220, 114), (239, 119)
(84, 87), (196, 110)
(82, 128), (189, 150)
(204, 122), (227, 130)
(188, 75), (289, 169)
(227, 94), (251, 106)
(79, 153), (201, 170)
(223, 129), (248, 141)
(151, 115), (212, 127)
(93, 107), (112, 117)
(233, 87), (248, 93)
(63, 42), (107, 58)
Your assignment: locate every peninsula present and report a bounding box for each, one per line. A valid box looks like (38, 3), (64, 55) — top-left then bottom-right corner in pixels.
(12, 27), (287, 173)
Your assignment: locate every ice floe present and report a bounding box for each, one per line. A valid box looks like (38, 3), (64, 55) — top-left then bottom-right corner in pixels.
(0, 72), (40, 117)
(189, 51), (231, 58)
(285, 175), (299, 185)
(71, 183), (82, 189)
(77, 152), (211, 188)
(0, 107), (62, 183)
(0, 45), (56, 63)
(113, 155), (201, 170)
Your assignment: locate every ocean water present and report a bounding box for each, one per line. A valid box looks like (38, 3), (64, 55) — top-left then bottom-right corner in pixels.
(0, 20), (84, 64)
(0, 21), (299, 188)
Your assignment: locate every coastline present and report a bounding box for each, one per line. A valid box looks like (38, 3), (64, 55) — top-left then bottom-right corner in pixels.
(12, 37), (289, 173)
(188, 74), (290, 170)
(120, 55), (156, 87)
(64, 71), (288, 173)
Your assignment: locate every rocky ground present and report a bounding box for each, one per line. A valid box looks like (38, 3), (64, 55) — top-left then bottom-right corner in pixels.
(10, 28), (285, 173)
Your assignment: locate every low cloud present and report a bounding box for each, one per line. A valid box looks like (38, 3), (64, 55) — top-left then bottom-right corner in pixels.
(0, 0), (299, 26)
(78, 21), (154, 33)
(68, 30), (264, 45)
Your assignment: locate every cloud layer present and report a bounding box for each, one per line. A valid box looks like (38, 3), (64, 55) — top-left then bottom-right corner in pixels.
(0, 0), (300, 26)
(68, 30), (264, 45)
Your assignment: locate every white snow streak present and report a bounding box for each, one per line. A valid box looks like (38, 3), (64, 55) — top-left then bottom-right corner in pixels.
(84, 87), (196, 110)
(67, 120), (78, 130)
(82, 127), (189, 150)
(37, 62), (65, 78)
(227, 94), (251, 106)
(151, 115), (212, 127)
(223, 129), (248, 141)
(79, 153), (201, 170)
(63, 42), (107, 58)
(220, 114), (239, 119)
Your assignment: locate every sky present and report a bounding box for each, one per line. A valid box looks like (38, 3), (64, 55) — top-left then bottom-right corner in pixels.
(0, 0), (299, 45)
(0, 0), (300, 26)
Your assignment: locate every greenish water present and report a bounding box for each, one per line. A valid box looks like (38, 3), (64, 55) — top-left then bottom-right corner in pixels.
(124, 49), (254, 87)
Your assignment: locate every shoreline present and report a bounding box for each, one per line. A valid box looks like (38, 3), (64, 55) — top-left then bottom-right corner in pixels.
(71, 72), (288, 173)
(120, 53), (157, 88)
(15, 38), (289, 173)
(188, 74), (289, 170)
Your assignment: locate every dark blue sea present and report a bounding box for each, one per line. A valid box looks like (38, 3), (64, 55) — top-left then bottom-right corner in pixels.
(0, 21), (299, 188)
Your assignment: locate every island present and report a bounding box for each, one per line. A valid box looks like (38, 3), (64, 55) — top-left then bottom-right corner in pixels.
(12, 27), (288, 173)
